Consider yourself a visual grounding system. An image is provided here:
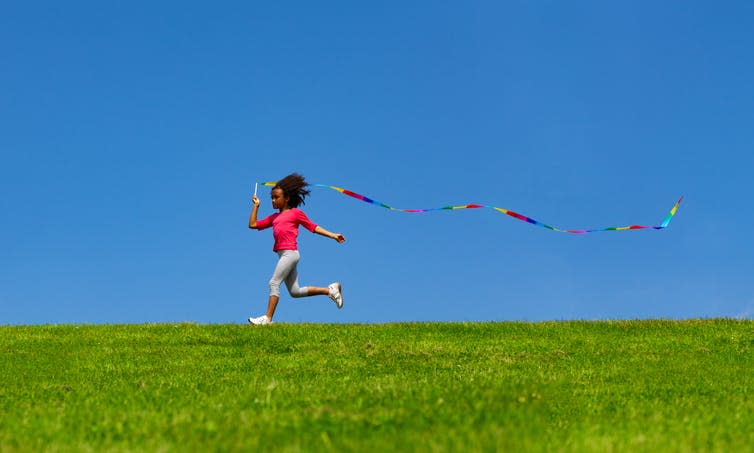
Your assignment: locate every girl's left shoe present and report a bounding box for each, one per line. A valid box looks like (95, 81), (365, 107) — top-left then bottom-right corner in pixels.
(248, 315), (272, 325)
(328, 282), (343, 309)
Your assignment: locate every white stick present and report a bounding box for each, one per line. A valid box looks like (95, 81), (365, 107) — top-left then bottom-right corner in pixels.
(254, 182), (258, 197)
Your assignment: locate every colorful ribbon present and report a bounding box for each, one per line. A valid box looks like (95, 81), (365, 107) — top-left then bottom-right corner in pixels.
(262, 182), (682, 234)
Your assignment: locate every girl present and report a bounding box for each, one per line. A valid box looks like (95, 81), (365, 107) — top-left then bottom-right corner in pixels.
(247, 173), (345, 325)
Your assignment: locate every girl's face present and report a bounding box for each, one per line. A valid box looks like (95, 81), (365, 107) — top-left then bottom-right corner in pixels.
(271, 188), (289, 210)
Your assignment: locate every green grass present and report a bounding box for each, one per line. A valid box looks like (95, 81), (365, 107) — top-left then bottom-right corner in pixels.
(1, 320), (753, 452)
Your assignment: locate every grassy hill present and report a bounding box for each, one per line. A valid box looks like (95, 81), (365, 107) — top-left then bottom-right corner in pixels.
(1, 320), (753, 452)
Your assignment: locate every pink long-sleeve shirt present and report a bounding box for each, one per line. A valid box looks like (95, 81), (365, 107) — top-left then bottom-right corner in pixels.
(256, 208), (318, 251)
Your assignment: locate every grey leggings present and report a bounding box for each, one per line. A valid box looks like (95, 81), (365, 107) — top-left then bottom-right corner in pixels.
(269, 250), (309, 298)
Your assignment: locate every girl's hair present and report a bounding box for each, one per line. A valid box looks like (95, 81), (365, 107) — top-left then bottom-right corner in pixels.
(274, 173), (311, 208)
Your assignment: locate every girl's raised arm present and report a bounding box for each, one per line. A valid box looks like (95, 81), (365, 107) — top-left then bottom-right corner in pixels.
(248, 195), (260, 229)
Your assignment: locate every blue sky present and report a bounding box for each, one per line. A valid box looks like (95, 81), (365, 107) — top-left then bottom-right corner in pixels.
(2, 1), (753, 324)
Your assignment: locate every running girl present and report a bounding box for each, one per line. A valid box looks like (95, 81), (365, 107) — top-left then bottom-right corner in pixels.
(247, 173), (345, 325)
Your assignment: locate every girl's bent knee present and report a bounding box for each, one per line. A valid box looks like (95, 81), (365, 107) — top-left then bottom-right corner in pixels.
(290, 287), (309, 298)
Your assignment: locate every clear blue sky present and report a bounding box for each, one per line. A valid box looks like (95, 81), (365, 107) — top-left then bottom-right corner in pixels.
(2, 2), (753, 324)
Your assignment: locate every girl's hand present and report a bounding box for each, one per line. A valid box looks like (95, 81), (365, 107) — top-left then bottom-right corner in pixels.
(252, 195), (260, 206)
(333, 233), (346, 243)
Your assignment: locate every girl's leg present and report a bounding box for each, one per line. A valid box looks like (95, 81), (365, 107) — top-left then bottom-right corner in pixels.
(298, 286), (329, 296)
(282, 253), (307, 298)
(265, 295), (280, 320)
(267, 251), (299, 320)
(264, 251), (338, 321)
(282, 252), (332, 297)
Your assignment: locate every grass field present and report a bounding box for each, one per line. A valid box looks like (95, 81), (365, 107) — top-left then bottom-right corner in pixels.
(1, 320), (753, 452)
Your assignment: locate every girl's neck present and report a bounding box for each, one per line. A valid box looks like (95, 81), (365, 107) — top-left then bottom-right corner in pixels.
(279, 206), (292, 213)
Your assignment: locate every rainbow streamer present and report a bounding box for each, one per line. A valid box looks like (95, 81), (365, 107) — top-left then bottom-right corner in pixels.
(262, 182), (683, 234)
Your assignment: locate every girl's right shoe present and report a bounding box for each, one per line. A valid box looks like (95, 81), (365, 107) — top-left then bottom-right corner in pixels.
(248, 315), (272, 325)
(328, 282), (343, 309)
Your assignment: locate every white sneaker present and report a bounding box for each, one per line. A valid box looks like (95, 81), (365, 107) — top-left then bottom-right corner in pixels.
(328, 282), (343, 309)
(248, 315), (272, 325)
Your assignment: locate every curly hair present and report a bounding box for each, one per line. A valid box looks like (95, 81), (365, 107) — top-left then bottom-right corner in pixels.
(273, 173), (311, 208)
